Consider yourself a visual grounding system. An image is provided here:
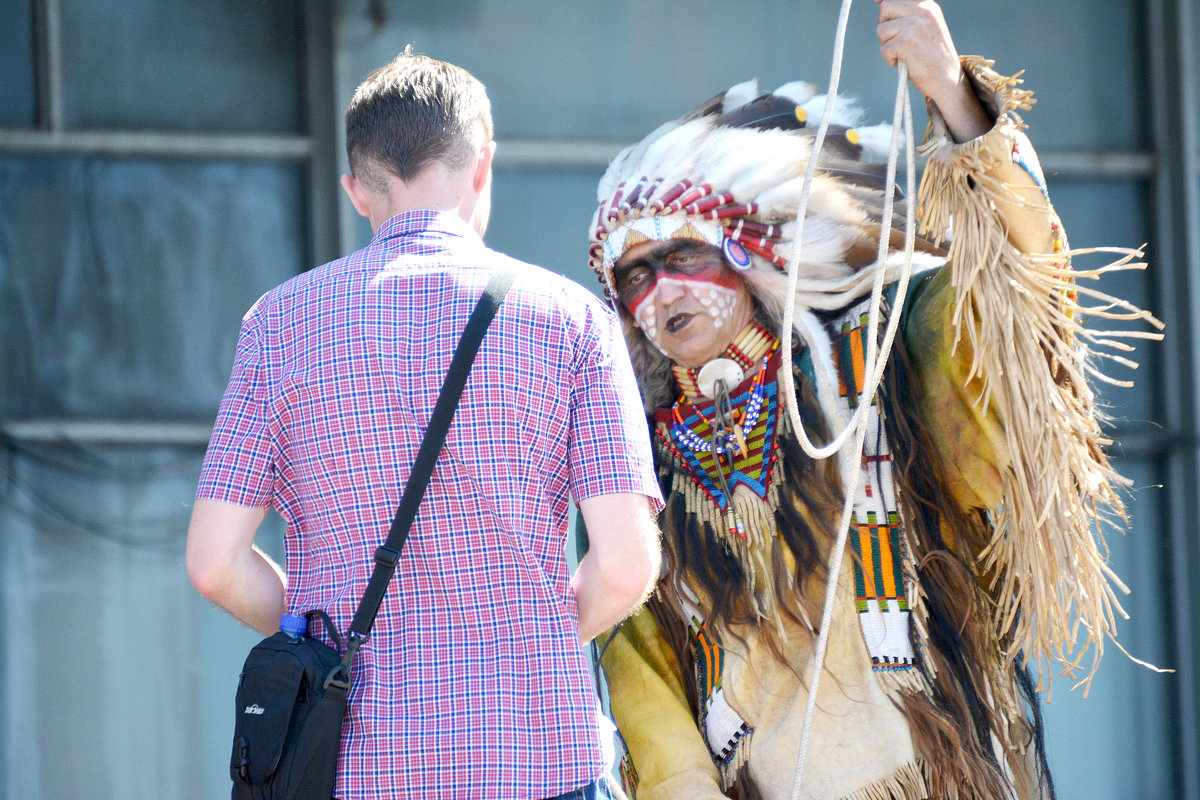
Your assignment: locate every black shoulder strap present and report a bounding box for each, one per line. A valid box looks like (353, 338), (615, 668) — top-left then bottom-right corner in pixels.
(347, 268), (516, 641)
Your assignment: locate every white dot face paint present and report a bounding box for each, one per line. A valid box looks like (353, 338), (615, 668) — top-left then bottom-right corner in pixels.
(633, 283), (662, 348)
(693, 281), (742, 329)
(636, 275), (749, 364)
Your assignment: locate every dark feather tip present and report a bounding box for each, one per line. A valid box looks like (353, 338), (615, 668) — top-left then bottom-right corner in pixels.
(716, 94), (807, 132)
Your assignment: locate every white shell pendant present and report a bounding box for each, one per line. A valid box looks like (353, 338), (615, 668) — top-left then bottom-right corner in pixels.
(697, 358), (745, 399)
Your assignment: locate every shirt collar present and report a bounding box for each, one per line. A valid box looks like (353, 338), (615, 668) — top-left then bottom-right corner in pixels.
(370, 209), (481, 246)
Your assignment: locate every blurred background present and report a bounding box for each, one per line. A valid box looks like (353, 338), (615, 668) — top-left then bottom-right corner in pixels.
(1, 1), (1196, 798)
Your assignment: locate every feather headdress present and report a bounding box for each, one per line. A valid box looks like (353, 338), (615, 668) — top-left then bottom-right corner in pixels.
(587, 78), (945, 318)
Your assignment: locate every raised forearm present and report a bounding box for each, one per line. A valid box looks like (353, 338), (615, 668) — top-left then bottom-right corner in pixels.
(876, 0), (992, 143)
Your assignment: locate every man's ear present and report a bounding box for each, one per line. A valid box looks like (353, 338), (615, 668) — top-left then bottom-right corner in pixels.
(340, 173), (373, 219)
(472, 141), (496, 194)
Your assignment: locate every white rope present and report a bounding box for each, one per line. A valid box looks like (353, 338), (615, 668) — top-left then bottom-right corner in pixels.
(777, 0), (856, 462)
(782, 3), (920, 797)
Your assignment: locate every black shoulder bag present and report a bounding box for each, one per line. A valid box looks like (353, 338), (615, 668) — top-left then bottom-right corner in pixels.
(229, 270), (516, 800)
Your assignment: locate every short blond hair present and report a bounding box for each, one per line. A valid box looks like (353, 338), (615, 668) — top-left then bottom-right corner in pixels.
(345, 47), (493, 191)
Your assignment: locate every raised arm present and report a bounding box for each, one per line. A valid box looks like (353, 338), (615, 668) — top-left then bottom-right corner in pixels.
(886, 4), (1160, 689)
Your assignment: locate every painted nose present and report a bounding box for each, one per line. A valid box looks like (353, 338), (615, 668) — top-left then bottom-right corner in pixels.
(654, 276), (687, 304)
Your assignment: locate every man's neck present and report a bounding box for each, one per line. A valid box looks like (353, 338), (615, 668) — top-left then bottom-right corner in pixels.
(367, 168), (472, 231)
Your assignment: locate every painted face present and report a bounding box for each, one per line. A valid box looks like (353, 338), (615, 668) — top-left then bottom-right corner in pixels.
(613, 239), (755, 369)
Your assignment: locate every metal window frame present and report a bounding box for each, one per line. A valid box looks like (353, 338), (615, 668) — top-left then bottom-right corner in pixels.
(10, 0), (339, 255)
(1146, 1), (1200, 797)
(0, 0), (340, 446)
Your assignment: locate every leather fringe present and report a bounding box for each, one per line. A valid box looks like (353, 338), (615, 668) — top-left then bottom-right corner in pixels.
(917, 56), (1162, 695)
(877, 663), (932, 696)
(835, 758), (929, 800)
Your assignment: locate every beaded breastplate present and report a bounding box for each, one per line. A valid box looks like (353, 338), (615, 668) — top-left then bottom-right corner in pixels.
(660, 343), (781, 527)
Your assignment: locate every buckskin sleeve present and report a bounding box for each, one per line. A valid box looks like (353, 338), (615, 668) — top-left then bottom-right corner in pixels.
(602, 608), (729, 800)
(904, 56), (1160, 692)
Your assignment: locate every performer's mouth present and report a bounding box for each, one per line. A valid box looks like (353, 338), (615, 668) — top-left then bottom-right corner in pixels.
(665, 313), (693, 333)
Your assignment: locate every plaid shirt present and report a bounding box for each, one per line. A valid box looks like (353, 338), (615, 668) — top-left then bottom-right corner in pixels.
(198, 210), (662, 799)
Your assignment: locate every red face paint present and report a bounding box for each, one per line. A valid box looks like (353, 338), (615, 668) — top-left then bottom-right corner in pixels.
(614, 240), (740, 316)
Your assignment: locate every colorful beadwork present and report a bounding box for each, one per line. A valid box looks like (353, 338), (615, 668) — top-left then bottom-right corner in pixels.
(835, 297), (921, 679)
(657, 344), (782, 514)
(691, 620), (752, 768)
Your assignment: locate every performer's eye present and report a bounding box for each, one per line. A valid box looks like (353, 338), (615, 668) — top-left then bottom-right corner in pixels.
(667, 251), (700, 269)
(617, 266), (653, 297)
(667, 244), (719, 274)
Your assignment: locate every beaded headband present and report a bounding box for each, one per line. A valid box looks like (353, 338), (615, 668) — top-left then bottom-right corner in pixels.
(601, 214), (723, 274)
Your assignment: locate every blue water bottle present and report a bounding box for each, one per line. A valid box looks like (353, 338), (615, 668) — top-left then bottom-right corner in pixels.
(280, 612), (307, 642)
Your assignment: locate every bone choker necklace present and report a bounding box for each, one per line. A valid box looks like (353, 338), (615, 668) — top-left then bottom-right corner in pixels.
(672, 320), (775, 401)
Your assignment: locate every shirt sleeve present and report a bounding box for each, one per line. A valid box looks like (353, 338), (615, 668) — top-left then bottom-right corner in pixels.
(566, 300), (664, 512)
(602, 608), (728, 800)
(195, 306), (275, 509)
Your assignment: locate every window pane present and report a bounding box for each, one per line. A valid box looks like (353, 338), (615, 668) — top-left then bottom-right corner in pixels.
(485, 166), (607, 292)
(59, 0), (304, 133)
(1041, 457), (1175, 799)
(0, 0), (37, 127)
(0, 443), (285, 799)
(0, 156), (306, 419)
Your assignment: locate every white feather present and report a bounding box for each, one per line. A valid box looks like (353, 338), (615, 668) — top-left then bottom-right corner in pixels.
(752, 175), (864, 225)
(727, 139), (812, 200)
(721, 79), (759, 114)
(795, 216), (860, 268)
(801, 93), (866, 128)
(597, 120), (681, 200)
(700, 128), (805, 192)
(772, 81), (818, 106)
(633, 119), (711, 187)
(852, 123), (897, 158)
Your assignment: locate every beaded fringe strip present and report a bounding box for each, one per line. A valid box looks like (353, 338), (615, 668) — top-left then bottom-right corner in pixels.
(875, 651), (931, 695)
(670, 453), (784, 625)
(719, 729), (755, 794)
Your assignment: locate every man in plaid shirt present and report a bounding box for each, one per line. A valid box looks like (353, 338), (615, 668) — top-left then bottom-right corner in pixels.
(186, 50), (662, 800)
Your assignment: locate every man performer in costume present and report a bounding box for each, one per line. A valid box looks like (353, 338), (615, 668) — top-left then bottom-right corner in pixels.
(589, 2), (1158, 799)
